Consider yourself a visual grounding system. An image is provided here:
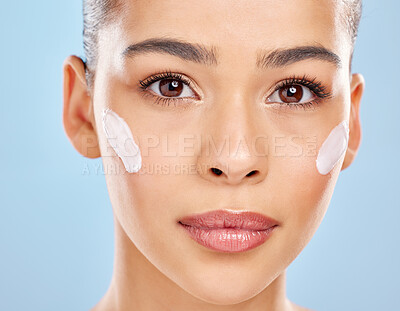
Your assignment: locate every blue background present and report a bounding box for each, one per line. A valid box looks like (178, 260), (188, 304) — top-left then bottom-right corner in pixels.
(0, 1), (399, 310)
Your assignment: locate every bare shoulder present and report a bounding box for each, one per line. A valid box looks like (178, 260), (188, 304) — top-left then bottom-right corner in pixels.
(296, 306), (315, 311)
(290, 301), (316, 311)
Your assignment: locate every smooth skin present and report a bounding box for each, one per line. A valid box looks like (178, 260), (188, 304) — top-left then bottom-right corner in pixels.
(63, 0), (364, 310)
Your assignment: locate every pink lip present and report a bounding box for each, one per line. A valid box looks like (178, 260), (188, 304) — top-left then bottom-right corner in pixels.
(178, 209), (279, 253)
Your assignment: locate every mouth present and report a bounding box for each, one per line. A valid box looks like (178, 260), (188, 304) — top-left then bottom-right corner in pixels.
(178, 209), (279, 253)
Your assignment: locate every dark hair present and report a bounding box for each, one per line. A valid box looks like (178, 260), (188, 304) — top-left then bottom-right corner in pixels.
(83, 0), (123, 92)
(82, 0), (362, 91)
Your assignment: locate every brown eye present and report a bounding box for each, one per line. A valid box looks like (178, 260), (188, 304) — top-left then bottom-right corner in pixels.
(267, 83), (314, 105)
(279, 85), (303, 103)
(148, 76), (196, 99)
(159, 79), (184, 97)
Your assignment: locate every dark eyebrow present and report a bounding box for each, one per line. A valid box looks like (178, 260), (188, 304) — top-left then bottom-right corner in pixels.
(256, 45), (342, 69)
(122, 37), (341, 69)
(122, 37), (219, 66)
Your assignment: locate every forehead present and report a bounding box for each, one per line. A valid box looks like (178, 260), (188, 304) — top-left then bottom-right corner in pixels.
(101, 0), (350, 69)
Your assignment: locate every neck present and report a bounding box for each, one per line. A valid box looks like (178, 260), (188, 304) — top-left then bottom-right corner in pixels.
(92, 216), (295, 311)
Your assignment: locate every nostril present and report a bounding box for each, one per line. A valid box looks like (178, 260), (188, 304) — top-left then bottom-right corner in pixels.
(211, 167), (223, 176)
(246, 170), (258, 177)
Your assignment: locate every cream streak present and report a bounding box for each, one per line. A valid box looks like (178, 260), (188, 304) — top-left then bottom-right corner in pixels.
(102, 108), (142, 173)
(316, 120), (349, 175)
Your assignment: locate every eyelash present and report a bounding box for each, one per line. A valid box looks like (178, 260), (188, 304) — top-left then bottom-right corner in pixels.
(271, 74), (333, 110)
(138, 71), (194, 108)
(138, 71), (332, 110)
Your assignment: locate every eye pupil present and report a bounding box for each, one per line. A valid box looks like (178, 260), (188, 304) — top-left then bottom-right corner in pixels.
(279, 85), (303, 103)
(159, 79), (183, 97)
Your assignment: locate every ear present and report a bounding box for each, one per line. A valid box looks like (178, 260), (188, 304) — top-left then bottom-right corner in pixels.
(62, 55), (100, 158)
(341, 73), (365, 171)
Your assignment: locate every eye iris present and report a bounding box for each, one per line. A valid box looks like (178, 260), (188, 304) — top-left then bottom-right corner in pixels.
(279, 85), (303, 103)
(159, 79), (183, 97)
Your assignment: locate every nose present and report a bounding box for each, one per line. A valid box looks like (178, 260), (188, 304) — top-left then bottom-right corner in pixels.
(206, 151), (265, 185)
(196, 94), (268, 186)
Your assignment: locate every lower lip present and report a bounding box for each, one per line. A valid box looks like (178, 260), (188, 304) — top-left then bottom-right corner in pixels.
(179, 223), (277, 253)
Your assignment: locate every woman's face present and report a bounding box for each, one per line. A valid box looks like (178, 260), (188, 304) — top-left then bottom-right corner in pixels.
(90, 0), (360, 304)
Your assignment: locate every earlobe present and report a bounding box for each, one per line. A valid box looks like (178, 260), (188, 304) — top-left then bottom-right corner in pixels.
(62, 55), (100, 158)
(341, 73), (365, 171)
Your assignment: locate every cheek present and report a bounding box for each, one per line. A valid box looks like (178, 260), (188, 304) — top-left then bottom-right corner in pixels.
(100, 107), (185, 227)
(288, 162), (335, 225)
(265, 112), (349, 239)
(270, 136), (341, 254)
(103, 133), (190, 244)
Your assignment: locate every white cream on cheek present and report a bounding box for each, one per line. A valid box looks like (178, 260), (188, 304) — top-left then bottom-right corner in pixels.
(102, 108), (142, 173)
(316, 120), (349, 175)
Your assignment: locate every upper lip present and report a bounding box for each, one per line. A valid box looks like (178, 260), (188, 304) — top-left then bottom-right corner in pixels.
(178, 209), (279, 231)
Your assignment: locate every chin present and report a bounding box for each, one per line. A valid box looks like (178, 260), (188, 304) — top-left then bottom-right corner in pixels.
(185, 284), (260, 305)
(175, 267), (273, 305)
